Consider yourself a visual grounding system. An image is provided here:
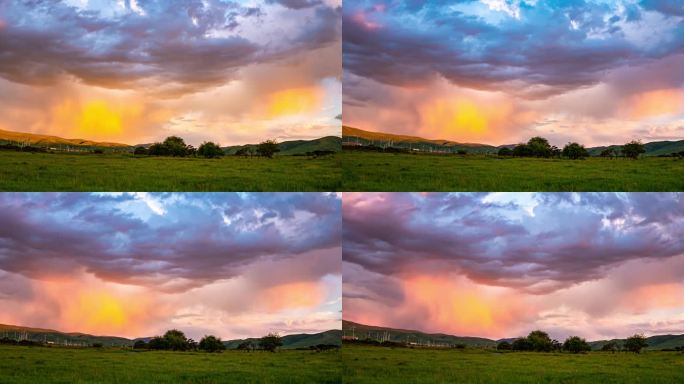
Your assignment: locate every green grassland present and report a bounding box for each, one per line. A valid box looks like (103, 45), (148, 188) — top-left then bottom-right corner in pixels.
(0, 345), (341, 384)
(342, 345), (684, 384)
(341, 152), (684, 191)
(0, 151), (340, 191)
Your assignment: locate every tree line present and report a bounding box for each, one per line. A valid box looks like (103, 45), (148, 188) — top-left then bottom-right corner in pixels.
(132, 330), (284, 353)
(497, 137), (647, 160)
(496, 331), (650, 354)
(133, 137), (281, 159)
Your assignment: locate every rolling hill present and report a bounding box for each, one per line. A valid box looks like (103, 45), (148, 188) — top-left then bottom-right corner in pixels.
(590, 334), (684, 351)
(223, 136), (341, 155)
(0, 128), (130, 149)
(342, 126), (498, 154)
(0, 323), (133, 347)
(342, 320), (497, 348)
(224, 330), (342, 349)
(344, 126), (684, 156)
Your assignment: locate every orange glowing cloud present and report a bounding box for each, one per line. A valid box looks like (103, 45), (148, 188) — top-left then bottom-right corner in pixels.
(623, 283), (684, 313)
(627, 89), (684, 119)
(267, 87), (323, 118)
(400, 275), (526, 338)
(418, 97), (517, 142)
(50, 98), (149, 141)
(260, 281), (325, 311)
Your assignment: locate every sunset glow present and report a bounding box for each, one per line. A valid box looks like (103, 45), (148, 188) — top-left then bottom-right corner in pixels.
(0, 193), (341, 339)
(343, 193), (684, 340)
(343, 1), (684, 146)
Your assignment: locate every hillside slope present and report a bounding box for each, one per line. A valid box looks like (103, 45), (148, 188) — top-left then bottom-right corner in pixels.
(223, 136), (341, 155)
(588, 140), (684, 156)
(0, 129), (130, 149)
(342, 320), (497, 348)
(224, 330), (342, 349)
(0, 324), (133, 347)
(590, 334), (684, 351)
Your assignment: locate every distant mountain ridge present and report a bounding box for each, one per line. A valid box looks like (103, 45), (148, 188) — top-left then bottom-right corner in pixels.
(223, 330), (342, 349)
(0, 323), (340, 349)
(0, 128), (130, 149)
(223, 136), (341, 155)
(343, 126), (684, 156)
(343, 320), (684, 351)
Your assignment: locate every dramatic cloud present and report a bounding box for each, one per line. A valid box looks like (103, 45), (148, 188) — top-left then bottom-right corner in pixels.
(343, 192), (684, 340)
(0, 193), (341, 339)
(343, 0), (684, 145)
(0, 0), (341, 144)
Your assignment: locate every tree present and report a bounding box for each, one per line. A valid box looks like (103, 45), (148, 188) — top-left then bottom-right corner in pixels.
(562, 142), (589, 160)
(198, 142), (224, 158)
(511, 337), (533, 351)
(498, 147), (513, 156)
(563, 336), (591, 353)
(163, 329), (190, 351)
(237, 340), (254, 352)
(622, 140), (645, 159)
(601, 341), (618, 353)
(133, 340), (148, 349)
(456, 149), (467, 155)
(148, 142), (170, 156)
(624, 334), (648, 354)
(162, 136), (189, 157)
(134, 146), (148, 155)
(199, 335), (226, 352)
(496, 341), (512, 351)
(527, 136), (552, 158)
(599, 148), (616, 158)
(148, 336), (170, 350)
(512, 144), (533, 157)
(257, 139), (280, 158)
(259, 333), (283, 352)
(527, 330), (553, 352)
(92, 342), (103, 348)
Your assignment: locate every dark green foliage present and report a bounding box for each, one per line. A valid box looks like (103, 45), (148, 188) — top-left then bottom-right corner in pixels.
(92, 342), (103, 348)
(162, 136), (189, 157)
(198, 335), (225, 353)
(512, 144), (532, 157)
(456, 149), (467, 155)
(511, 338), (532, 351)
(237, 341), (255, 351)
(147, 337), (169, 350)
(600, 148), (616, 158)
(562, 142), (589, 159)
(601, 341), (618, 352)
(563, 336), (591, 353)
(147, 142), (170, 156)
(197, 142), (223, 158)
(163, 330), (190, 351)
(497, 147), (513, 156)
(622, 140), (646, 159)
(527, 137), (552, 158)
(257, 139), (281, 158)
(624, 334), (648, 354)
(133, 340), (148, 349)
(496, 341), (511, 351)
(259, 333), (283, 352)
(527, 330), (553, 352)
(133, 146), (148, 155)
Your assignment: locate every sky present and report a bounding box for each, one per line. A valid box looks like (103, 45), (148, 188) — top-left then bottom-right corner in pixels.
(0, 0), (341, 146)
(0, 192), (341, 340)
(343, 192), (684, 341)
(343, 0), (684, 146)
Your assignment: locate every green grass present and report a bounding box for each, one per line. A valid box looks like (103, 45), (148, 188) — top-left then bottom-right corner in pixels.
(0, 345), (341, 384)
(342, 345), (684, 384)
(0, 151), (340, 191)
(341, 152), (684, 191)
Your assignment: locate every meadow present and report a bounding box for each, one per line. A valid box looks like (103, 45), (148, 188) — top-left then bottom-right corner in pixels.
(0, 345), (341, 384)
(0, 151), (340, 191)
(342, 345), (684, 384)
(341, 152), (684, 191)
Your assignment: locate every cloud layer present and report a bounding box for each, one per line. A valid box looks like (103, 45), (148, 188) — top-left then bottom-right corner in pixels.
(0, 193), (341, 339)
(343, 0), (684, 145)
(343, 193), (684, 340)
(0, 0), (341, 144)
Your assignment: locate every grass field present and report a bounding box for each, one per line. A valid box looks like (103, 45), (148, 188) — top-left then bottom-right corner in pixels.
(341, 152), (684, 191)
(0, 345), (341, 384)
(342, 345), (684, 384)
(0, 151), (340, 191)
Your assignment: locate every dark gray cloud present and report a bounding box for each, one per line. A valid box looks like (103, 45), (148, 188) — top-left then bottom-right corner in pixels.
(343, 1), (684, 97)
(0, 193), (341, 291)
(343, 193), (684, 293)
(0, 0), (339, 95)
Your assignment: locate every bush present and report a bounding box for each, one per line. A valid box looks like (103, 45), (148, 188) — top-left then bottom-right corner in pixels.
(622, 140), (645, 159)
(259, 333), (283, 352)
(624, 334), (648, 353)
(562, 142), (589, 160)
(563, 336), (591, 353)
(133, 146), (148, 155)
(133, 340), (148, 349)
(197, 142), (224, 158)
(92, 342), (103, 348)
(257, 139), (280, 158)
(199, 335), (226, 352)
(497, 147), (513, 156)
(497, 341), (512, 350)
